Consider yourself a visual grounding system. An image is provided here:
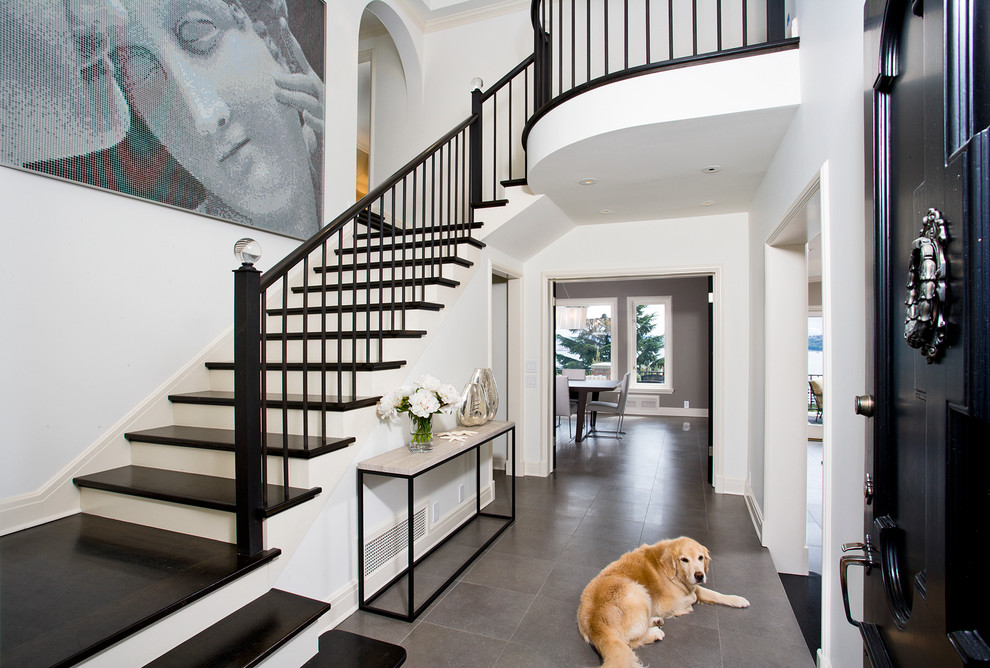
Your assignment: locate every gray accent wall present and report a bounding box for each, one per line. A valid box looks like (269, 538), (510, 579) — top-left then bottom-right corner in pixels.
(555, 276), (711, 411)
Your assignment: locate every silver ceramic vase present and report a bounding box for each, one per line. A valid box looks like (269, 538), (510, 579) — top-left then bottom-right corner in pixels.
(470, 367), (499, 421)
(457, 382), (489, 426)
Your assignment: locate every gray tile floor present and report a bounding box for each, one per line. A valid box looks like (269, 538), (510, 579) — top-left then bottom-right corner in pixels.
(338, 416), (815, 667)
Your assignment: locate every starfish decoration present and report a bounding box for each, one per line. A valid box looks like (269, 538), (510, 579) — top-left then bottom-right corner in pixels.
(436, 430), (477, 442)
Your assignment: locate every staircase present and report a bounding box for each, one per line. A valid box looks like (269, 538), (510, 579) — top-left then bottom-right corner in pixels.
(0, 204), (487, 665)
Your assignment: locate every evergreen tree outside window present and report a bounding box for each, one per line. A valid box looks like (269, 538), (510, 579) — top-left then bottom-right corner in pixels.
(627, 296), (672, 391)
(555, 300), (616, 380)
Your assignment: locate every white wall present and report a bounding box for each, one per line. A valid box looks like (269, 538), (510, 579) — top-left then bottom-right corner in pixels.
(747, 0), (867, 665)
(520, 213), (749, 490)
(0, 167), (301, 500)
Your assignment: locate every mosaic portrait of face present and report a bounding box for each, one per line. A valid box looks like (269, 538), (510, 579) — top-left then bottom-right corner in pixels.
(0, 0), (131, 165)
(0, 0), (325, 239)
(111, 0), (321, 236)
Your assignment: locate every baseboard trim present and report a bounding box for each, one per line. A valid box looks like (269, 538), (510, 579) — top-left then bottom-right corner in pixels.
(716, 475), (746, 495)
(625, 407), (710, 418)
(744, 480), (764, 541)
(525, 460), (549, 477)
(816, 648), (831, 668)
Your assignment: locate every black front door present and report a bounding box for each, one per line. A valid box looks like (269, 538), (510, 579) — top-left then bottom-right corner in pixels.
(857, 1), (990, 666)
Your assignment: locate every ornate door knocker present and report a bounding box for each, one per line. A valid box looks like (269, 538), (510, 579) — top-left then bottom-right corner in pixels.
(903, 208), (948, 363)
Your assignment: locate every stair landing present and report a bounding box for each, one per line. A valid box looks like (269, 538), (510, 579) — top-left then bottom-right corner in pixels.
(0, 514), (279, 668)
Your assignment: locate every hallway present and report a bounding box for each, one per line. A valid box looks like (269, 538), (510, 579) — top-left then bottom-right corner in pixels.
(338, 416), (814, 666)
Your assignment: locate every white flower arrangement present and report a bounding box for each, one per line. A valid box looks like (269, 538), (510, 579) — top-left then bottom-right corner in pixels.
(378, 375), (460, 452)
(376, 374), (460, 422)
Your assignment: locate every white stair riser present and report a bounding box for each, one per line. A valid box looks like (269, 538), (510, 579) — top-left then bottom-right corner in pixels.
(209, 366), (409, 397)
(256, 622), (321, 668)
(269, 283), (446, 307)
(263, 334), (432, 364)
(79, 565), (272, 668)
(80, 488), (236, 543)
(172, 403), (377, 435)
(130, 442), (312, 487)
(262, 308), (433, 334)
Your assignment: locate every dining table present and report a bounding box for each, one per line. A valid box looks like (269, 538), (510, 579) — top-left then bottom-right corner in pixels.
(567, 378), (622, 442)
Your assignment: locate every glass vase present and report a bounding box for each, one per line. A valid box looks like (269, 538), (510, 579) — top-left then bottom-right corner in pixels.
(457, 382), (489, 426)
(408, 414), (434, 452)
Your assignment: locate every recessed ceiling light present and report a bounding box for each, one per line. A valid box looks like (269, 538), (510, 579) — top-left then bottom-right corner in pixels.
(701, 165), (722, 174)
(702, 200), (715, 206)
(600, 209), (613, 214)
(579, 178), (598, 185)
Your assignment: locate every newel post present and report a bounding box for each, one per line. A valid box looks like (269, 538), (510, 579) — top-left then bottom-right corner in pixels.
(233, 239), (265, 557)
(470, 82), (484, 212)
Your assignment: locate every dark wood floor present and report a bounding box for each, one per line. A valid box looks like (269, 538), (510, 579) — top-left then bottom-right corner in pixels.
(0, 514), (278, 668)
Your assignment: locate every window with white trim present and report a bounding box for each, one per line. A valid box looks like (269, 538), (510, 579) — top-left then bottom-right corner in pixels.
(627, 296), (672, 392)
(554, 298), (617, 380)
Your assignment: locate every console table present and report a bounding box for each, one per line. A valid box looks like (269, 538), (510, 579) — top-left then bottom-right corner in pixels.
(356, 420), (515, 621)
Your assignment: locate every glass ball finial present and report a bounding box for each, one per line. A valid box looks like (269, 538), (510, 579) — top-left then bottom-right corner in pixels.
(234, 238), (262, 265)
(470, 77), (484, 91)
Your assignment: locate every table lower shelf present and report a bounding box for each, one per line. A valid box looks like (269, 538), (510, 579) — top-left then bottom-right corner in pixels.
(360, 513), (513, 621)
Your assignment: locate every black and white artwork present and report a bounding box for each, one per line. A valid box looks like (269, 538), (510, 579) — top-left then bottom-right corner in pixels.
(0, 0), (325, 239)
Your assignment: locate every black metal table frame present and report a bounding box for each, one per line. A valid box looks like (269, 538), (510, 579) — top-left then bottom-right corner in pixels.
(357, 425), (516, 622)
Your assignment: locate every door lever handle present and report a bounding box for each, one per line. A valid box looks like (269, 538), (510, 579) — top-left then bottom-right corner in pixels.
(842, 541), (866, 552)
(840, 549), (878, 628)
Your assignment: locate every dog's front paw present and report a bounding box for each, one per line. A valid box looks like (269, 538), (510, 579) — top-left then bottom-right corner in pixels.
(646, 627), (665, 643)
(650, 616), (664, 627)
(726, 595), (750, 608)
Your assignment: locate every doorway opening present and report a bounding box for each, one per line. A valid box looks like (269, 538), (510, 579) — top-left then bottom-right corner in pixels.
(548, 272), (716, 480)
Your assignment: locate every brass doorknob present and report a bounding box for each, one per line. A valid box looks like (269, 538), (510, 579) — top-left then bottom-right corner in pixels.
(854, 394), (875, 417)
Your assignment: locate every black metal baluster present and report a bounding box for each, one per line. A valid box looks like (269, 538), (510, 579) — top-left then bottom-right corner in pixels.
(377, 193), (385, 364)
(741, 0), (747, 46)
(586, 0), (591, 82)
(570, 0), (575, 91)
(691, 0), (698, 55)
(623, 0), (629, 69)
(604, 0), (609, 74)
(716, 0), (722, 51)
(280, 275), (288, 500)
(668, 0), (673, 59)
(646, 0), (651, 64)
(320, 241), (327, 447)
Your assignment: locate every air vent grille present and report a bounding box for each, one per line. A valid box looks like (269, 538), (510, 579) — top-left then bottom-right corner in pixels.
(364, 508), (427, 576)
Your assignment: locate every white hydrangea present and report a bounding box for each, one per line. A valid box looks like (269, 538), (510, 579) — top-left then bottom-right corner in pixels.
(408, 388), (441, 418)
(416, 374), (442, 392)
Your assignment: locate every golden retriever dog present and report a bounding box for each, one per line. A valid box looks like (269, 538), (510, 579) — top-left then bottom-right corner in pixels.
(577, 536), (750, 668)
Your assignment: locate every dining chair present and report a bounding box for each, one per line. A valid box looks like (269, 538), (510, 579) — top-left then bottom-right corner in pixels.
(555, 375), (579, 439)
(587, 372), (631, 438)
(809, 379), (824, 423)
(561, 368), (586, 380)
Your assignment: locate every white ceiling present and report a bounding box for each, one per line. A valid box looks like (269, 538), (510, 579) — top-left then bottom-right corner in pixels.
(528, 106), (798, 224)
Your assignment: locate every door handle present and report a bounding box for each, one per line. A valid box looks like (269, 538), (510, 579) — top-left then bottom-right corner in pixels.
(855, 394), (876, 417)
(840, 546), (878, 628)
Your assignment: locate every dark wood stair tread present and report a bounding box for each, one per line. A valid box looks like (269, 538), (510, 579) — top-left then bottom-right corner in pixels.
(168, 390), (380, 412)
(0, 514), (279, 668)
(145, 589), (331, 668)
(125, 425), (354, 459)
(264, 330), (427, 341)
(471, 199), (508, 209)
(500, 178), (527, 188)
(314, 256), (473, 272)
(304, 630), (406, 667)
(354, 223), (483, 240)
(292, 276), (459, 293)
(73, 466), (321, 517)
(265, 302), (442, 316)
(206, 360), (408, 372)
(335, 237), (485, 254)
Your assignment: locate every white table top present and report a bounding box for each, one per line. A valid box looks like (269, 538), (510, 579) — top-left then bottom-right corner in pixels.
(357, 420), (514, 476)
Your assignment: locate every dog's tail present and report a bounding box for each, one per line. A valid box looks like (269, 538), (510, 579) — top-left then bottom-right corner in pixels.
(590, 632), (643, 668)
